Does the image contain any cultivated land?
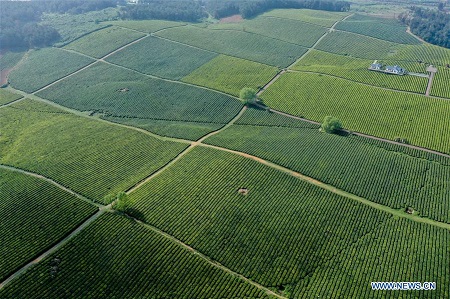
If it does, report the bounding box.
[1,7,450,298]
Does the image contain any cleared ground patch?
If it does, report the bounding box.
[261,72,450,153]
[292,50,428,93]
[0,168,98,282]
[0,212,268,299]
[205,112,450,223]
[105,19,186,33]
[129,147,391,288]
[261,9,349,27]
[156,25,308,67]
[7,48,93,93]
[63,26,145,58]
[182,55,279,96]
[0,89,22,106]
[36,62,243,125]
[106,36,217,80]
[0,99,187,202]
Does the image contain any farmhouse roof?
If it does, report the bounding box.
[386,65,403,72]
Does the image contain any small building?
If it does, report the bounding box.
[385,65,406,75]
[369,63,382,70]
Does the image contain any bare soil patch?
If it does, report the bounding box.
[238,188,249,195]
[219,15,243,23]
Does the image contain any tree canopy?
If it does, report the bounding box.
[320,116,343,133]
[240,88,257,104]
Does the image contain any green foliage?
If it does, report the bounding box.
[431,67,450,99]
[8,48,93,93]
[112,192,131,211]
[129,147,391,286]
[292,50,428,93]
[0,168,97,282]
[0,213,268,298]
[261,9,350,27]
[235,107,319,128]
[0,51,25,71]
[106,36,217,80]
[261,72,450,153]
[239,87,257,104]
[36,63,243,125]
[105,19,185,33]
[156,25,308,67]
[182,55,278,96]
[64,26,145,58]
[335,14,420,45]
[0,89,22,106]
[320,116,342,133]
[0,100,187,202]
[205,122,450,223]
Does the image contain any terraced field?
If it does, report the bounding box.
[292,50,428,93]
[63,26,145,58]
[7,48,93,93]
[260,72,450,154]
[106,36,217,80]
[0,168,97,282]
[0,99,187,202]
[156,25,308,67]
[0,213,268,299]
[182,55,279,96]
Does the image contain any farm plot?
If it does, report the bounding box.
[36,62,243,125]
[293,218,450,298]
[0,213,268,299]
[105,19,186,33]
[0,168,97,282]
[106,36,217,80]
[261,72,450,154]
[235,107,319,128]
[7,48,93,93]
[156,25,308,67]
[64,26,145,59]
[335,14,420,45]
[261,9,349,27]
[208,16,327,48]
[431,67,450,99]
[205,122,450,223]
[292,50,428,93]
[182,55,279,96]
[129,147,391,288]
[0,89,22,106]
[394,43,450,67]
[0,99,187,203]
[103,116,223,141]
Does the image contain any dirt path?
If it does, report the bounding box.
[406,27,425,43]
[425,65,438,96]
[0,97,25,109]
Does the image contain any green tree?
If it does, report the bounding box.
[113,192,132,212]
[320,116,342,134]
[239,88,257,105]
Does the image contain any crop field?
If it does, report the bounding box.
[182,55,279,96]
[261,72,450,153]
[0,212,268,299]
[129,147,391,288]
[0,168,98,282]
[7,48,93,93]
[294,218,450,298]
[156,25,308,67]
[103,116,223,140]
[235,107,320,128]
[36,62,243,125]
[0,89,22,106]
[0,51,24,71]
[0,99,187,202]
[292,50,428,93]
[64,26,145,58]
[208,16,327,48]
[335,14,420,44]
[431,67,450,99]
[106,36,217,80]
[261,9,349,27]
[205,120,450,223]
[105,19,186,33]
[394,43,450,66]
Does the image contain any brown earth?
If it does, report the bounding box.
[219,14,243,23]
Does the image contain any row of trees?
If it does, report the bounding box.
[207,0,351,19]
[0,0,121,51]
[399,6,450,49]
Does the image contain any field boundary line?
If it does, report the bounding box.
[121,212,287,299]
[0,97,25,109]
[199,143,450,230]
[0,164,102,208]
[197,106,247,143]
[0,209,106,290]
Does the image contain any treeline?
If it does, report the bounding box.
[399,7,450,48]
[0,0,121,51]
[119,0,207,22]
[207,0,351,19]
